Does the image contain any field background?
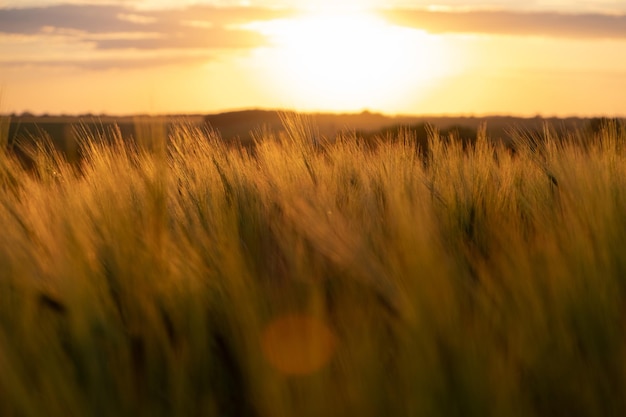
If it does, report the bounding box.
[0,112,625,416]
[7,109,597,152]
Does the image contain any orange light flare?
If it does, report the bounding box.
[261,313,337,376]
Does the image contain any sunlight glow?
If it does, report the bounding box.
[246,11,453,112]
[289,0,384,11]
[261,314,336,375]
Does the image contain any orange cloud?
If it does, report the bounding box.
[382,9,626,39]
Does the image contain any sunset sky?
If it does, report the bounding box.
[1,0,625,116]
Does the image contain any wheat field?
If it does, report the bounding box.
[0,114,625,416]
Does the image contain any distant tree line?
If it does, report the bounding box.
[3,114,624,167]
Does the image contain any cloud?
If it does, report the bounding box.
[0,54,212,70]
[93,26,266,50]
[4,3,625,72]
[0,4,295,49]
[0,5,143,34]
[382,9,626,39]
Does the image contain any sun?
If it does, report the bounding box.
[247,11,452,112]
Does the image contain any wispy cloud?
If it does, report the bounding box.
[0,4,295,69]
[0,55,210,70]
[0,4,293,45]
[382,9,626,39]
[1,5,147,34]
[2,3,625,72]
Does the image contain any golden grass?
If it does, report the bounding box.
[0,114,625,416]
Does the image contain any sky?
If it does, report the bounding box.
[1,0,625,116]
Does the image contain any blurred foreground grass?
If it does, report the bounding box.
[1,114,626,416]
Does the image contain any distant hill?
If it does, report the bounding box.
[203,109,393,141]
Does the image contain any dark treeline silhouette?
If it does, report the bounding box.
[587,117,623,135]
[355,123,479,151]
[5,115,199,166]
[4,111,624,166]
